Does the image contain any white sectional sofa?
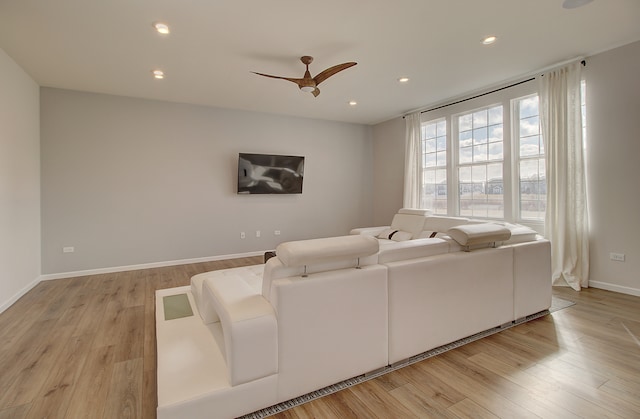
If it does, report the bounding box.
[156,211,551,419]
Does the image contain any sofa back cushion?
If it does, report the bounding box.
[447,223,511,247]
[422,215,470,233]
[263,235,379,300]
[390,213,427,239]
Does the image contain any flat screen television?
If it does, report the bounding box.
[237,153,304,194]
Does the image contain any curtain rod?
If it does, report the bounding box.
[403,59,586,118]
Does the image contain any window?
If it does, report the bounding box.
[417,81,545,224]
[516,95,545,221]
[421,119,447,214]
[413,77,586,226]
[457,105,504,218]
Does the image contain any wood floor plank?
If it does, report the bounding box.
[526,362,639,418]
[440,349,579,419]
[423,356,540,419]
[64,344,116,419]
[448,398,500,419]
[296,384,378,418]
[102,358,143,419]
[466,352,582,419]
[388,382,460,418]
[347,379,418,418]
[403,361,467,409]
[599,377,640,409]
[0,323,75,409]
[0,403,31,419]
[25,332,93,418]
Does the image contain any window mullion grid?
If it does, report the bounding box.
[504,98,515,222]
[448,116,459,216]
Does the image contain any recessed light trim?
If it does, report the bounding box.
[153,22,170,35]
[348,100,357,106]
[398,77,410,83]
[152,70,165,79]
[482,36,497,45]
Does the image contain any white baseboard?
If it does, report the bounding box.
[0,276,41,314]
[589,280,640,297]
[39,250,266,281]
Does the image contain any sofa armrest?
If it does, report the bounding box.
[350,226,389,237]
[203,276,278,386]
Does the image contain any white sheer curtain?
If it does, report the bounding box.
[404,112,422,209]
[538,62,589,290]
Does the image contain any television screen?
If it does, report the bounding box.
[237,153,304,194]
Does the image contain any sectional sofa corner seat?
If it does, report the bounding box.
[155,212,551,419]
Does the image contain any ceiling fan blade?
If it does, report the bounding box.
[251,71,304,87]
[311,88,320,97]
[313,62,357,86]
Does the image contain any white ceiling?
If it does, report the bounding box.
[1,0,639,125]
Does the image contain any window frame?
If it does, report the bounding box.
[417,80,537,227]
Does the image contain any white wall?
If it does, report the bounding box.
[0,48,41,312]
[371,117,404,226]
[370,40,640,296]
[40,88,373,274]
[584,40,640,295]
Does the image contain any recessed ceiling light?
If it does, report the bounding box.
[152,70,164,79]
[562,0,594,9]
[482,36,497,45]
[348,100,357,106]
[398,77,410,83]
[153,22,170,35]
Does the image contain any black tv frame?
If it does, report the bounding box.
[237,153,304,194]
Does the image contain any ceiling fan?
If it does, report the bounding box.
[252,56,357,97]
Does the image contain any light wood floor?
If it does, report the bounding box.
[1,259,639,419]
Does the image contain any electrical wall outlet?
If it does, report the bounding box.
[610,252,625,262]
[274,230,281,236]
[256,230,261,238]
[63,246,75,253]
[240,232,246,239]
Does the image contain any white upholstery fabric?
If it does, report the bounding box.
[447,223,511,246]
[159,222,551,418]
[276,235,378,267]
[269,264,389,402]
[191,265,263,323]
[386,247,514,364]
[263,237,379,300]
[155,287,278,419]
[204,276,278,387]
[390,213,427,239]
[501,224,539,245]
[378,238,449,264]
[422,215,470,232]
[513,239,552,319]
[398,208,432,216]
[349,225,388,237]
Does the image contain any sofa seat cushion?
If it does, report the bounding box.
[447,224,511,247]
[191,265,263,321]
